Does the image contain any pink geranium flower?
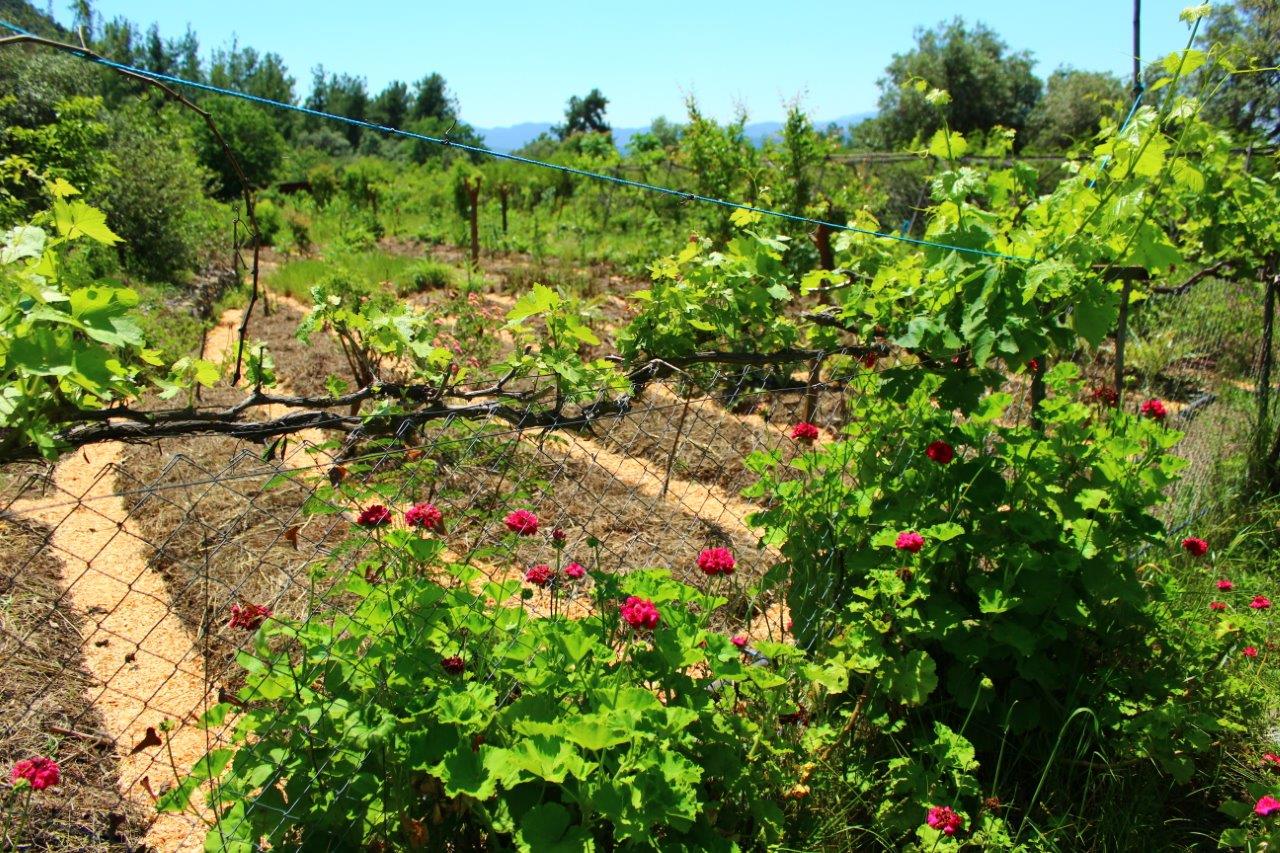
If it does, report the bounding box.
[1243,646,1258,659]
[730,634,748,648]
[620,596,660,630]
[697,547,736,576]
[524,564,554,587]
[1216,579,1233,591]
[1251,595,1272,610]
[504,509,539,536]
[1181,537,1208,557]
[895,531,925,553]
[1256,795,1280,817]
[925,440,954,464]
[1262,752,1280,768]
[229,602,272,630]
[356,504,392,528]
[926,805,964,836]
[1141,398,1168,421]
[404,502,443,531]
[564,562,586,579]
[790,422,820,443]
[10,756,59,790]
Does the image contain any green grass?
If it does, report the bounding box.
[265,249,428,303]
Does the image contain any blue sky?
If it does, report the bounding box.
[58,1,1196,127]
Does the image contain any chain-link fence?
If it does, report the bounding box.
[0,366,868,850]
[0,266,1274,849]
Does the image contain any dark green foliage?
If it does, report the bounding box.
[410,72,456,122]
[856,18,1041,150]
[1025,68,1126,151]
[208,39,296,104]
[305,67,369,149]
[104,105,219,280]
[1195,0,1280,142]
[368,80,410,130]
[554,88,611,140]
[196,96,286,195]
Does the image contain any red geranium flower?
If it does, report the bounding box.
[404,502,443,531]
[1027,358,1040,373]
[524,564,554,587]
[229,602,272,630]
[697,547,736,576]
[925,440,954,464]
[895,531,925,553]
[504,509,539,536]
[1140,398,1168,421]
[1244,646,1259,659]
[620,596,660,630]
[1263,752,1280,768]
[1210,601,1227,611]
[1181,537,1208,557]
[1216,579,1233,591]
[356,504,392,528]
[1256,795,1280,817]
[1089,385,1119,407]
[10,756,59,791]
[564,562,586,579]
[1251,595,1272,610]
[790,422,820,443]
[861,352,877,369]
[926,805,964,837]
[551,528,567,547]
[441,656,465,675]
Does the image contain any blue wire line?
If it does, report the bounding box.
[0,16,1033,263]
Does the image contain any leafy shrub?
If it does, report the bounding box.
[399,258,455,294]
[104,104,221,281]
[0,191,157,458]
[252,198,283,247]
[196,96,287,197]
[283,207,313,254]
[746,362,1237,836]
[181,502,826,850]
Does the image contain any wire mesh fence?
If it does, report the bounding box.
[0,367,865,850]
[0,267,1273,849]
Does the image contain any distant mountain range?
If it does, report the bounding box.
[474,112,876,153]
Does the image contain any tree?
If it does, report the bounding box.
[306,67,368,148]
[197,96,286,195]
[209,41,296,104]
[554,88,610,140]
[858,19,1041,150]
[1196,0,1280,142]
[369,80,410,130]
[1024,68,1125,151]
[411,73,457,122]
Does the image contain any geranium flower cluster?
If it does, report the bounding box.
[404,502,443,531]
[621,596,660,630]
[10,756,59,790]
[229,602,272,630]
[356,502,448,532]
[505,509,539,536]
[697,547,736,576]
[790,422,820,443]
[926,805,964,836]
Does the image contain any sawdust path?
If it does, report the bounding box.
[12,446,212,852]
